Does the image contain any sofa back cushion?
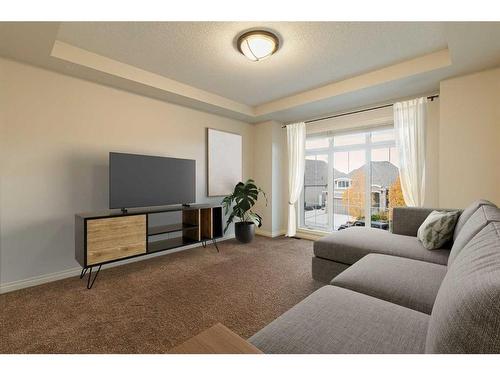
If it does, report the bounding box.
[448,205,500,265]
[425,222,500,353]
[453,199,496,242]
[392,207,435,237]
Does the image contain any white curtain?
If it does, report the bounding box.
[393,97,427,207]
[286,122,306,237]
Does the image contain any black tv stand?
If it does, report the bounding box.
[75,204,224,289]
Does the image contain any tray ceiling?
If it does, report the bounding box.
[1,22,500,123]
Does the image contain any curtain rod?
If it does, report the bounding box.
[281,94,439,128]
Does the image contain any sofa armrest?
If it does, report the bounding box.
[392,207,435,237]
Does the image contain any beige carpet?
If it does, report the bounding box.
[0,236,323,353]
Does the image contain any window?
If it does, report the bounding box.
[336,180,350,188]
[303,154,330,231]
[300,127,405,232]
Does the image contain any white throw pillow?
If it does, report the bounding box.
[417,210,460,250]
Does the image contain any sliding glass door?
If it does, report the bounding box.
[301,127,404,232]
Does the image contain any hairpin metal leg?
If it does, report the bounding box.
[80,267,88,279]
[212,239,219,253]
[86,265,102,289]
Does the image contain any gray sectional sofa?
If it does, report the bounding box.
[249,199,500,353]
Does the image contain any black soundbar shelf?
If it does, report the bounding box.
[147,237,198,253]
[147,223,198,236]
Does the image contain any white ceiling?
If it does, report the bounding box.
[56,22,449,106]
[1,22,500,123]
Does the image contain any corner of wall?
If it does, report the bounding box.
[438,67,500,208]
[252,120,287,235]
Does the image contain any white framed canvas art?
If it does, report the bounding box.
[207,128,242,196]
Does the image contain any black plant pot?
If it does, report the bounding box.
[235,222,255,243]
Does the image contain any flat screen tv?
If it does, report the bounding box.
[109,152,196,209]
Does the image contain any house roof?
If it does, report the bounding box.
[305,159,328,185]
[349,161,399,188]
[305,159,349,185]
[334,169,348,179]
[305,159,399,188]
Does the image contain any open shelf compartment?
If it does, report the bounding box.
[144,205,223,254]
[148,223,198,236]
[147,237,198,253]
[212,206,223,238]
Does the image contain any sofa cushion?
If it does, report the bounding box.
[426,222,500,353]
[392,207,436,237]
[453,199,496,242]
[448,205,500,265]
[249,286,429,354]
[417,210,460,250]
[314,227,449,266]
[332,254,447,314]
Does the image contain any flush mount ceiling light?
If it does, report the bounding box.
[237,30,280,62]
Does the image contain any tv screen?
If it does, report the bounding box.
[109,152,196,209]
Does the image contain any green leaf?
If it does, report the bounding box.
[220,179,267,233]
[247,192,258,200]
[239,199,251,212]
[224,211,236,233]
[247,211,263,227]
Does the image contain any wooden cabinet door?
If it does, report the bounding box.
[87,215,146,265]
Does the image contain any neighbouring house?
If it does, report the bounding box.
[304,159,399,216]
[304,159,329,209]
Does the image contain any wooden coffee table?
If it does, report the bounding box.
[168,323,263,354]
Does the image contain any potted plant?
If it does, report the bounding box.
[222,179,267,243]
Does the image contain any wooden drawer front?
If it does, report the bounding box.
[87,215,146,265]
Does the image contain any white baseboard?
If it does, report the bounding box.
[0,267,83,294]
[255,228,286,238]
[0,235,235,294]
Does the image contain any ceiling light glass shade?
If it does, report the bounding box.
[237,31,279,61]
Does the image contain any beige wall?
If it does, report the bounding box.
[271,122,287,234]
[0,58,254,285]
[439,68,500,208]
[252,122,273,234]
[253,121,287,237]
[424,99,440,207]
[306,106,393,135]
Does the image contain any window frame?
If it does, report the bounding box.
[299,124,396,233]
